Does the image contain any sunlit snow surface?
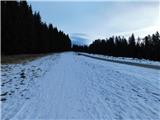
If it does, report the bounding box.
[1,52,160,120]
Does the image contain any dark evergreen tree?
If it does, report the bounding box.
[128,34,136,57]
[73,32,160,61]
[1,1,71,55]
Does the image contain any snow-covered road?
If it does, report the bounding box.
[1,52,160,120]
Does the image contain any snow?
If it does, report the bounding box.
[1,54,58,119]
[1,52,160,120]
[80,52,160,66]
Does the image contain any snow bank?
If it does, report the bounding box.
[80,52,160,66]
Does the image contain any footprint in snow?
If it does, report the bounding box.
[1,98,7,102]
[20,72,26,79]
[1,92,8,96]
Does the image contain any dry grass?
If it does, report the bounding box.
[1,54,46,64]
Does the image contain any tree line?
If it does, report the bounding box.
[2,1,71,55]
[2,1,159,61]
[73,32,160,61]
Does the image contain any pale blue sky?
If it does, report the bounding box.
[29,1,159,43]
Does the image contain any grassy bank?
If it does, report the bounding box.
[1,54,46,64]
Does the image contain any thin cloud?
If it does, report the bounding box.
[29,1,159,43]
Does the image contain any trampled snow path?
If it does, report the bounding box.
[1,52,160,120]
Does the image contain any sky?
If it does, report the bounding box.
[28,0,160,45]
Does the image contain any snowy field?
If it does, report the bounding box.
[1,52,160,120]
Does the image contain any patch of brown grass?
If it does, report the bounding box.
[1,54,46,64]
